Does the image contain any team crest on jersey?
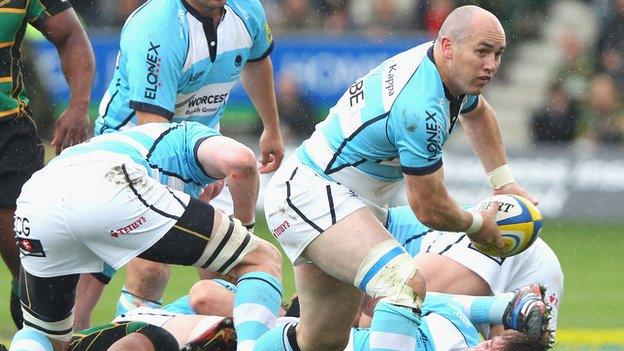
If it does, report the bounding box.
[235,54,243,69]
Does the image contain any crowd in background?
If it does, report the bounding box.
[32,0,624,149]
[531,0,624,148]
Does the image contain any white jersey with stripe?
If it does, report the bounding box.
[55,122,220,197]
[94,0,273,134]
[295,41,478,204]
[386,205,563,334]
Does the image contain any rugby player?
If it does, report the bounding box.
[384,205,563,337]
[258,5,536,351]
[0,0,94,328]
[65,283,551,351]
[9,122,282,351]
[92,0,284,318]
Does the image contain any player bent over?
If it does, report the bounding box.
[9,122,282,351]
[256,5,535,351]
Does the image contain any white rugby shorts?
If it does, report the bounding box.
[15,151,190,278]
[264,155,378,264]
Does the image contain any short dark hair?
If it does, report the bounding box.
[499,330,553,351]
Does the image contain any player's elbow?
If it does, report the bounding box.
[223,146,257,178]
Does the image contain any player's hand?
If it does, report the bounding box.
[467,201,505,253]
[493,182,539,205]
[51,106,90,154]
[199,179,225,203]
[258,127,284,174]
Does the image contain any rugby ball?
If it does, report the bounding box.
[471,194,543,257]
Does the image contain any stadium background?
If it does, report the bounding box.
[2,0,624,349]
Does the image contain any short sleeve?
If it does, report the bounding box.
[186,122,222,185]
[460,94,479,114]
[389,102,446,176]
[246,0,274,61]
[121,19,185,119]
[27,0,72,29]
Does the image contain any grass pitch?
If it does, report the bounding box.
[1,218,622,350]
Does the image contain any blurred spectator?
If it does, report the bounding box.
[349,0,417,35]
[273,0,321,31]
[276,72,317,144]
[417,0,454,36]
[531,83,580,144]
[581,74,624,147]
[554,32,594,104]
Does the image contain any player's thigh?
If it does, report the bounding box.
[265,156,390,276]
[66,161,191,271]
[303,207,395,283]
[295,263,363,347]
[19,268,80,341]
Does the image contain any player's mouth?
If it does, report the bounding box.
[478,76,491,83]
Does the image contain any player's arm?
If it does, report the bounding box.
[39,7,95,154]
[196,137,259,227]
[404,169,503,250]
[460,97,538,204]
[73,274,106,330]
[241,57,284,174]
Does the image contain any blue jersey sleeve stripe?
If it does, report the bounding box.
[248,40,274,62]
[401,159,443,176]
[460,95,479,114]
[193,136,223,180]
[129,101,175,119]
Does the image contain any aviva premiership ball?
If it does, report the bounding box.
[471,194,543,257]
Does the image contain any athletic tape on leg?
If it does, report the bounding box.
[353,239,423,310]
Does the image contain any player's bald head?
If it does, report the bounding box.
[438,5,504,44]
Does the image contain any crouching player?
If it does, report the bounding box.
[9,122,282,351]
[384,205,563,337]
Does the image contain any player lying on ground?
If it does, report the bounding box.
[67,283,552,351]
[380,205,563,337]
[9,122,283,351]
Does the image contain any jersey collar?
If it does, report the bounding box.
[426,44,465,105]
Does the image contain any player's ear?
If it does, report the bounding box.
[439,37,454,59]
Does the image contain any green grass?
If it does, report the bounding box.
[1,218,622,347]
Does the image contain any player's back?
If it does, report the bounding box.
[57,122,220,197]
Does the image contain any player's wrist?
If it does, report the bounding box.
[487,164,515,190]
[465,211,483,234]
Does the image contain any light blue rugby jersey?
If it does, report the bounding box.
[385,206,431,255]
[349,294,482,350]
[297,42,479,182]
[94,0,273,135]
[55,122,220,198]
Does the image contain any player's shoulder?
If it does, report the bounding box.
[121,0,185,39]
[226,0,268,30]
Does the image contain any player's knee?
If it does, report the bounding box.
[130,261,170,287]
[194,214,281,278]
[189,280,235,316]
[354,240,425,310]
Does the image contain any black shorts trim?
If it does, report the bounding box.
[286,168,323,233]
[128,101,174,120]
